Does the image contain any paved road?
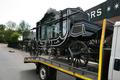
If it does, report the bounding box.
[0,44,75,80]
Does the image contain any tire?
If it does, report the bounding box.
[39,65,48,80]
[39,65,57,80]
[36,63,40,74]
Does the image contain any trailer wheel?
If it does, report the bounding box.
[36,63,40,74]
[39,65,48,80]
[39,65,57,80]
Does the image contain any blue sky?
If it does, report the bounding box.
[0,0,106,28]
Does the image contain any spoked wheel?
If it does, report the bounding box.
[68,40,89,67]
[79,52,89,67]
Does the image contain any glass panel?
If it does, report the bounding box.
[47,25,53,39]
[62,20,67,36]
[38,27,40,40]
[41,23,60,39]
[41,25,46,40]
[54,23,59,38]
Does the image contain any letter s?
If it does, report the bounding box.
[97,8,102,16]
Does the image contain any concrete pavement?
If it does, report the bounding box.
[0,44,75,80]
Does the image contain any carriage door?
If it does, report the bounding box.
[108,21,120,80]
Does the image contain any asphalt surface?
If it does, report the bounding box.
[0,44,75,80]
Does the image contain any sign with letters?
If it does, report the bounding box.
[86,0,120,22]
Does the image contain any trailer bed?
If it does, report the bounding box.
[24,55,98,80]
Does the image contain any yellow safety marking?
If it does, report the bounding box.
[27,60,93,80]
[98,19,107,80]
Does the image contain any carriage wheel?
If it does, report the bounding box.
[68,40,89,67]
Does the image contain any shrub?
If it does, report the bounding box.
[10,32,20,43]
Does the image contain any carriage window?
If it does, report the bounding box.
[38,27,41,40]
[62,20,67,36]
[41,25,47,40]
[47,25,53,39]
[41,23,60,39]
[54,23,60,38]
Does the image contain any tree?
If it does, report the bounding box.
[0,24,6,30]
[4,29,14,43]
[18,20,30,39]
[6,21,16,30]
[10,32,20,42]
[0,24,6,43]
[0,20,31,44]
[5,21,17,43]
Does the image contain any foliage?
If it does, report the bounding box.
[4,29,14,43]
[0,20,31,43]
[0,24,6,43]
[0,24,6,30]
[10,32,20,43]
[18,20,30,39]
[6,21,16,30]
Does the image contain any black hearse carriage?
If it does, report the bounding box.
[35,7,113,66]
